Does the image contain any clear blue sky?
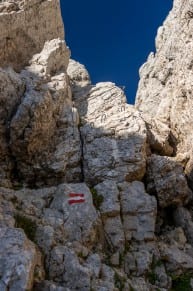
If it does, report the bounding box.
[60,1,173,104]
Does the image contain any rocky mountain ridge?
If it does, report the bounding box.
[0,0,193,290]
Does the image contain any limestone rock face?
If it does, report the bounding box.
[0,183,98,252]
[173,207,193,245]
[67,59,91,88]
[2,0,193,290]
[48,246,91,290]
[135,0,193,188]
[0,68,25,187]
[0,0,64,71]
[69,79,147,185]
[9,39,81,186]
[0,37,82,187]
[147,154,192,207]
[0,227,43,291]
[119,181,157,242]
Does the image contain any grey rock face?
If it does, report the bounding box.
[0,0,64,71]
[34,280,67,291]
[144,116,173,156]
[124,247,153,277]
[173,207,193,246]
[67,57,148,188]
[13,39,80,186]
[49,183,98,244]
[67,59,91,88]
[2,0,193,289]
[147,155,192,208]
[0,68,25,187]
[135,0,193,188]
[0,227,42,291]
[95,180,120,218]
[75,82,147,185]
[0,197,15,227]
[159,243,193,275]
[48,246,91,290]
[93,182,122,253]
[0,183,98,251]
[119,181,157,242]
[0,39,82,187]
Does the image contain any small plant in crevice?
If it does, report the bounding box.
[15,213,37,242]
[90,187,104,210]
[119,243,131,267]
[147,256,163,285]
[170,273,193,291]
[114,272,126,291]
[119,252,124,266]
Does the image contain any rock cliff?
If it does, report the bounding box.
[1,0,193,290]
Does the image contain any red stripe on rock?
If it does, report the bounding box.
[68,199,85,205]
[69,193,84,198]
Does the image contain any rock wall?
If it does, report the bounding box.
[0,0,64,70]
[1,0,193,290]
[135,0,193,190]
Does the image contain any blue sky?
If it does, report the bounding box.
[60,1,173,104]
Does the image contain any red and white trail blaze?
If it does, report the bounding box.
[68,193,85,205]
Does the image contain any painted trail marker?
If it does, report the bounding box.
[68,193,85,205]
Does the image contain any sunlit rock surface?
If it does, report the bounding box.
[1,0,193,290]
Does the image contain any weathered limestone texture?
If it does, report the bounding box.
[0,0,64,70]
[0,68,25,187]
[119,181,157,242]
[0,227,43,291]
[67,73,147,185]
[135,0,193,189]
[147,154,192,207]
[9,39,82,186]
[1,0,193,290]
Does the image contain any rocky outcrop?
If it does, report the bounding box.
[135,0,193,190]
[147,154,192,207]
[0,36,82,187]
[0,0,64,70]
[1,0,193,290]
[0,68,25,187]
[68,68,147,185]
[9,39,82,186]
[0,227,43,291]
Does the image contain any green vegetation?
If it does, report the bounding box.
[171,273,192,291]
[119,252,124,266]
[90,187,104,209]
[147,256,162,285]
[15,213,37,242]
[114,272,126,291]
